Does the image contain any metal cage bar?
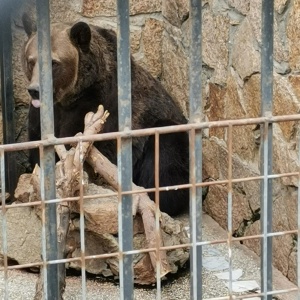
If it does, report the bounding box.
[0,0,298,299]
[227,124,233,296]
[116,0,134,299]
[36,0,59,298]
[189,0,203,299]
[154,131,162,299]
[260,1,274,299]
[0,0,17,198]
[0,149,8,300]
[78,140,87,298]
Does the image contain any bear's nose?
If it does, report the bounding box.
[28,88,40,100]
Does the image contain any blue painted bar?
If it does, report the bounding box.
[0,0,17,198]
[116,0,134,299]
[36,0,59,298]
[189,0,203,299]
[260,1,274,299]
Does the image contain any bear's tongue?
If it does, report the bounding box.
[32,99,41,108]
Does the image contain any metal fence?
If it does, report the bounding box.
[0,0,299,299]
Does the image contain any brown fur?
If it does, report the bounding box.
[23,24,79,104]
[22,16,189,216]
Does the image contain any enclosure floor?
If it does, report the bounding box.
[0,214,296,300]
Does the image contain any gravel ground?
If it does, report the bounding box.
[0,214,297,300]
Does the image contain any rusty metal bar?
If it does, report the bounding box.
[260,1,274,299]
[227,125,233,297]
[78,140,87,299]
[2,222,300,273]
[154,131,161,299]
[36,0,58,298]
[38,145,49,299]
[0,168,298,211]
[199,288,299,300]
[0,114,300,154]
[116,0,133,298]
[0,0,17,199]
[189,0,203,298]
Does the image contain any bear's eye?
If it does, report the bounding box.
[52,60,61,75]
[52,60,60,69]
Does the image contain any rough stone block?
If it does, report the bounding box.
[142,18,163,78]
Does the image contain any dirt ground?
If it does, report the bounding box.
[0,214,297,300]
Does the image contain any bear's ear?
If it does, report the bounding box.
[22,13,37,37]
[70,22,91,52]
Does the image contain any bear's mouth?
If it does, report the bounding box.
[31,99,41,108]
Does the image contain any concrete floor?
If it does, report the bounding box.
[0,214,297,300]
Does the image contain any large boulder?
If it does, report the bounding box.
[0,173,189,285]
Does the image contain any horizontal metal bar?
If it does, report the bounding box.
[201,288,299,300]
[2,225,298,274]
[2,169,299,211]
[0,114,299,153]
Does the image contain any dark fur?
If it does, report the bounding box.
[23,18,189,216]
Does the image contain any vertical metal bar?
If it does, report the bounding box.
[78,140,87,299]
[116,0,133,299]
[260,1,274,299]
[39,145,49,299]
[154,132,161,300]
[36,0,59,298]
[189,0,202,299]
[227,125,233,299]
[0,148,8,300]
[0,0,17,198]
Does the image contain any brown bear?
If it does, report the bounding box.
[22,14,189,216]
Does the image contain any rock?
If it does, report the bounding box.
[202,138,256,231]
[130,0,161,16]
[243,217,294,278]
[205,83,226,140]
[161,27,189,117]
[0,205,41,266]
[275,0,289,14]
[130,28,142,56]
[287,0,300,71]
[231,18,260,80]
[227,0,250,15]
[243,74,261,118]
[5,171,189,285]
[202,10,230,85]
[162,0,189,27]
[273,75,300,141]
[14,173,33,203]
[81,0,161,17]
[81,0,116,17]
[224,69,258,162]
[287,248,297,284]
[142,18,164,78]
[203,184,252,231]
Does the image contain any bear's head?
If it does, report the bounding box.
[22,14,116,108]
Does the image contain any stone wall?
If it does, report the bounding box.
[7,0,300,284]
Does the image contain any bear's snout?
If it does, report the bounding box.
[28,87,39,100]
